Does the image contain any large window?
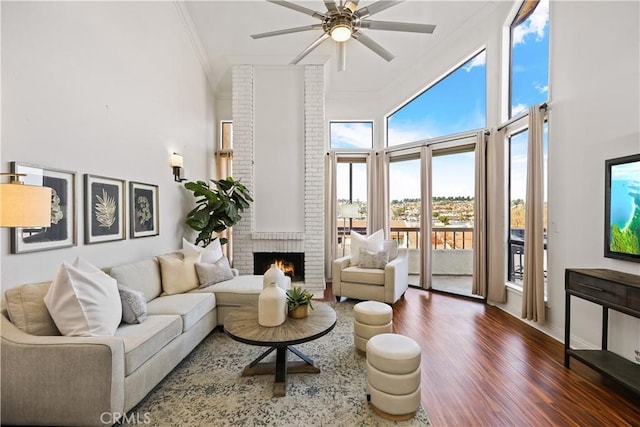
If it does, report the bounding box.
[509,0,549,118]
[330,121,373,149]
[387,49,486,146]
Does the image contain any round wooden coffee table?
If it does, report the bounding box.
[223,302,337,397]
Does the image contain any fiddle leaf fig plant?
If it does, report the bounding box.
[184,177,253,247]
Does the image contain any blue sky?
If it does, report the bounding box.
[334,0,549,202]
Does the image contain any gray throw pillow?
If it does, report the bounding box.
[358,248,389,269]
[196,256,234,288]
[118,284,147,324]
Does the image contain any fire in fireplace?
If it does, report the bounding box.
[254,252,304,282]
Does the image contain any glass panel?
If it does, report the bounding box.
[336,160,368,256]
[510,0,550,117]
[431,150,477,297]
[387,50,486,146]
[330,122,373,149]
[389,158,421,286]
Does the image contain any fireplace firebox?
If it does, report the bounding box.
[253,252,304,282]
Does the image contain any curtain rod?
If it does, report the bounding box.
[489,102,549,134]
[384,130,481,155]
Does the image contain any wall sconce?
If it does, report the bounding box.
[170,153,186,182]
[0,173,52,227]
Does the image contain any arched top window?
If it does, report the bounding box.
[509,0,550,118]
[386,49,486,147]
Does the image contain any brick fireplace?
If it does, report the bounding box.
[229,64,326,295]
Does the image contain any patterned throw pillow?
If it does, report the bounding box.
[358,248,389,269]
[118,284,147,324]
[195,256,234,288]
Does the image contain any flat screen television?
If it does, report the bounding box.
[604,153,640,262]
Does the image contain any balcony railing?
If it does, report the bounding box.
[338,226,474,250]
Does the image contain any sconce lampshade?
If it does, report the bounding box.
[0,182,52,227]
[170,153,184,168]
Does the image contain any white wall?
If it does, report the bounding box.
[543,0,640,357]
[1,2,215,289]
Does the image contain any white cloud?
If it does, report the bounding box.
[511,103,527,116]
[463,50,486,72]
[535,82,548,94]
[512,0,549,46]
[331,122,372,148]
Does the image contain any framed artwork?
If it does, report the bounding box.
[10,162,77,254]
[84,174,125,244]
[129,181,159,238]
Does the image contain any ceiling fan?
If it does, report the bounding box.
[251,0,436,71]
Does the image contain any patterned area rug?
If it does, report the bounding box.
[121,301,430,427]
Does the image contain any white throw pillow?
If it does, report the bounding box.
[158,253,201,295]
[350,229,384,266]
[44,257,122,337]
[182,237,223,264]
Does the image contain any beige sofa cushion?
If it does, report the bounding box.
[191,275,263,306]
[4,282,60,336]
[147,293,215,332]
[108,258,162,302]
[115,315,182,375]
[341,266,385,286]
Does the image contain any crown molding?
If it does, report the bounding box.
[173,1,219,94]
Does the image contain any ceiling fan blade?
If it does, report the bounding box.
[268,0,326,20]
[344,1,360,13]
[352,31,394,62]
[337,41,346,71]
[360,20,436,34]
[290,33,331,65]
[251,24,322,39]
[324,1,338,13]
[355,1,404,19]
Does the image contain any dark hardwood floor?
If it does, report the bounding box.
[323,285,640,427]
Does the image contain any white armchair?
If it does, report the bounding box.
[332,240,409,304]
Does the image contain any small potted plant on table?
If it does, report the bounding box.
[286,287,314,319]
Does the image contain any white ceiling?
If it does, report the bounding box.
[184,1,500,96]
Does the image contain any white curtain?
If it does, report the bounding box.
[472,131,487,297]
[325,152,338,279]
[521,106,546,323]
[486,127,507,303]
[420,146,433,289]
[368,152,389,236]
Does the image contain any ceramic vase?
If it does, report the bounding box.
[258,281,287,327]
[263,263,286,291]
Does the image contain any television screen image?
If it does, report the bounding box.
[604,153,640,262]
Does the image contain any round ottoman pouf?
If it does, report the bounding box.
[353,301,393,354]
[366,333,422,421]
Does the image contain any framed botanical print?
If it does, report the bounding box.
[129,181,159,238]
[84,174,125,244]
[10,162,77,253]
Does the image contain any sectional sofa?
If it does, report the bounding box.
[0,252,279,426]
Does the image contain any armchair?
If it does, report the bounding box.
[332,240,409,304]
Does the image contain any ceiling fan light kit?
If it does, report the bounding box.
[251,0,436,71]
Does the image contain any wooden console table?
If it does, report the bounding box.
[564,268,640,395]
